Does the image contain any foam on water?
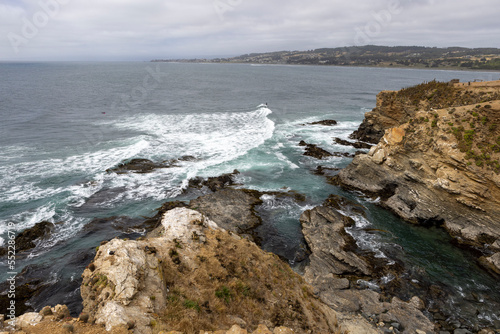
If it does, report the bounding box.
[0,139,150,203]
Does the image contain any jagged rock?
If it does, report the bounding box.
[479,253,500,276]
[0,221,54,256]
[301,142,333,159]
[309,119,338,126]
[107,156,195,174]
[334,137,373,149]
[39,306,53,316]
[187,170,240,192]
[339,83,500,273]
[301,197,435,334]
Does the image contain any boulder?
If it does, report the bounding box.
[15,312,42,330]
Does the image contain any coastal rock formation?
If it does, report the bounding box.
[334,137,373,149]
[338,80,500,273]
[300,197,435,334]
[350,80,500,144]
[309,119,338,126]
[80,208,345,333]
[299,140,333,159]
[0,221,54,256]
[189,188,262,238]
[187,170,241,192]
[107,156,196,174]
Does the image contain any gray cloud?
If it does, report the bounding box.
[1,0,498,61]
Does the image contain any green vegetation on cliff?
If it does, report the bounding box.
[153,45,500,70]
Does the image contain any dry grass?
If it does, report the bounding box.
[154,228,341,334]
[396,80,500,112]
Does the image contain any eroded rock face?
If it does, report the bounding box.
[350,90,408,144]
[339,84,500,273]
[300,201,435,334]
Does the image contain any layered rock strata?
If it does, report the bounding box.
[300,197,435,334]
[338,80,500,273]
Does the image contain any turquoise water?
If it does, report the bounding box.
[1,62,499,328]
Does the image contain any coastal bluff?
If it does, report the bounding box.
[337,80,500,275]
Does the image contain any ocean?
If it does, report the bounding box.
[1,62,499,329]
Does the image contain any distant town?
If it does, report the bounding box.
[152,45,500,70]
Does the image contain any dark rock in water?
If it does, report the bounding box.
[107,156,196,174]
[313,165,340,176]
[334,137,373,149]
[187,169,240,192]
[0,221,54,256]
[0,265,50,316]
[309,119,338,126]
[84,216,149,235]
[301,142,333,159]
[189,188,263,240]
[301,197,435,333]
[106,158,170,174]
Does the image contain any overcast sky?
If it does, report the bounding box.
[1,0,499,61]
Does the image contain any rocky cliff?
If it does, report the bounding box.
[338,80,500,274]
[79,207,347,334]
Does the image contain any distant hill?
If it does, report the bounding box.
[152,45,500,70]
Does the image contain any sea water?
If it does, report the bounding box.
[1,62,499,328]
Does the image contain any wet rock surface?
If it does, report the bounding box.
[334,137,373,149]
[301,196,436,334]
[299,140,333,159]
[187,169,241,192]
[308,119,338,126]
[0,221,54,256]
[106,156,196,174]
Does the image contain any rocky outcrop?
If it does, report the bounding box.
[0,221,54,256]
[189,188,262,238]
[350,80,500,144]
[187,170,241,192]
[107,156,196,174]
[350,90,409,144]
[300,197,435,334]
[334,137,373,149]
[309,119,338,126]
[299,141,333,159]
[299,141,356,159]
[338,81,500,274]
[80,208,345,333]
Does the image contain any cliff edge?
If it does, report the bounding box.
[337,80,500,274]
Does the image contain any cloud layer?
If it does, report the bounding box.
[1,0,499,61]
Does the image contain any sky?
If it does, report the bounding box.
[0,0,499,61]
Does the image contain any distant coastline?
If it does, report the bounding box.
[152,45,500,72]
